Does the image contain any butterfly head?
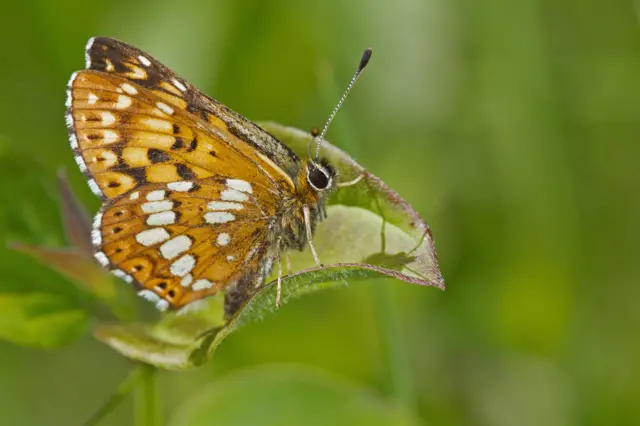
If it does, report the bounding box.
[306,159,336,192]
[299,47,370,207]
[292,158,337,237]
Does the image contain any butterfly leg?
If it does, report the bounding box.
[303,205,323,266]
[276,238,283,309]
[337,173,364,188]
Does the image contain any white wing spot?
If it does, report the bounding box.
[120,83,138,95]
[170,254,196,277]
[155,299,169,311]
[87,92,99,105]
[156,102,174,115]
[65,89,72,108]
[67,71,78,89]
[101,112,116,126]
[115,94,132,109]
[130,66,147,79]
[216,233,231,246]
[93,211,103,229]
[112,269,133,283]
[129,191,140,200]
[141,290,170,311]
[87,179,102,196]
[91,228,102,246]
[192,279,213,291]
[147,211,176,226]
[69,134,78,149]
[74,155,88,172]
[140,117,173,132]
[94,251,109,266]
[207,201,243,211]
[104,130,119,144]
[65,113,74,128]
[141,200,173,214]
[135,228,170,246]
[167,181,193,192]
[181,274,193,287]
[204,212,235,224]
[226,179,253,193]
[160,235,192,260]
[84,38,95,67]
[172,78,187,92]
[138,290,159,302]
[226,255,236,262]
[220,188,248,202]
[138,55,152,66]
[146,190,165,201]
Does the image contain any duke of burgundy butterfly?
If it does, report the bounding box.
[66,37,371,316]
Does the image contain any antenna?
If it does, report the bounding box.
[312,48,372,160]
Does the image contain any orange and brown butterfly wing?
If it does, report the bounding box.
[67,70,281,200]
[84,36,301,191]
[98,182,272,310]
[66,45,290,310]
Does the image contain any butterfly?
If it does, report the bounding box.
[65,37,371,315]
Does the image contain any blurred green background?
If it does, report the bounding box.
[1,0,639,425]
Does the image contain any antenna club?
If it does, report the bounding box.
[359,48,373,71]
[311,48,373,160]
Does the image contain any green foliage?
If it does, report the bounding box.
[0,292,87,348]
[0,1,638,424]
[9,122,441,370]
[170,365,418,426]
[2,117,443,422]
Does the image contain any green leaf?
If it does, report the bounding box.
[94,296,226,370]
[93,123,444,370]
[0,292,88,348]
[169,365,418,426]
[57,169,94,255]
[262,122,444,286]
[9,173,135,321]
[10,243,114,302]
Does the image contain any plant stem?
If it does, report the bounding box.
[83,366,144,426]
[134,364,160,426]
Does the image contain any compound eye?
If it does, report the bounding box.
[308,166,330,190]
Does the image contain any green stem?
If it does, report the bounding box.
[134,364,160,426]
[83,366,144,426]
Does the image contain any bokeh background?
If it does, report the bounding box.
[1,0,639,425]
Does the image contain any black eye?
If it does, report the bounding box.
[308,166,330,189]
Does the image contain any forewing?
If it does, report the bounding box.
[66,62,285,310]
[95,180,271,310]
[85,36,301,188]
[66,70,280,201]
